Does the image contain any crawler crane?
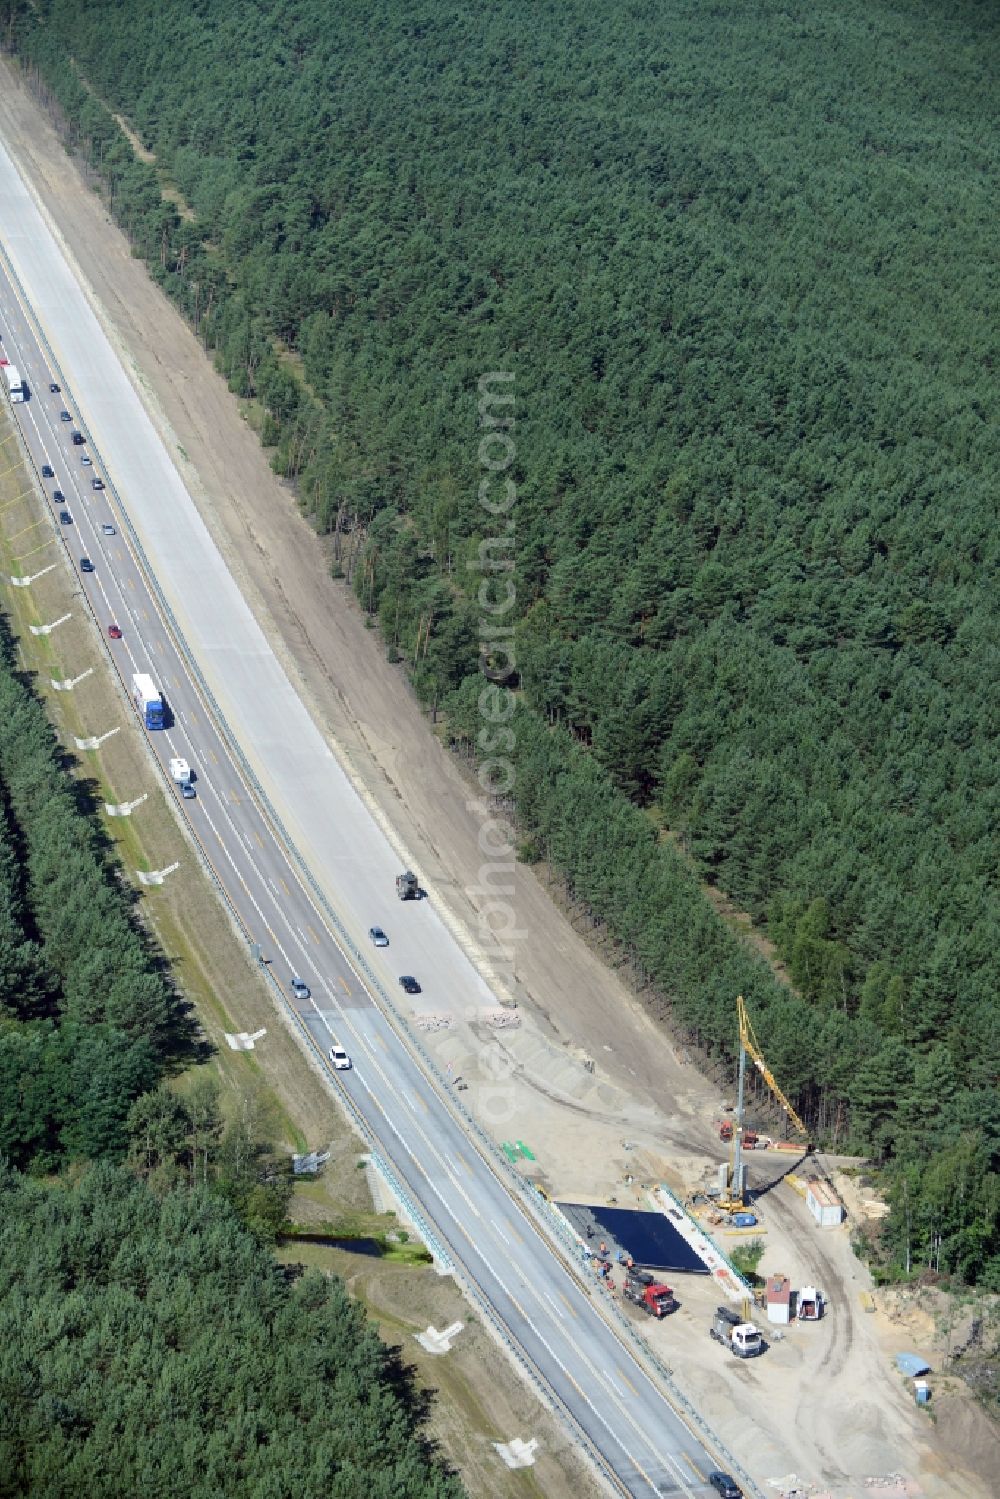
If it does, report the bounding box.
[718,994,809,1213]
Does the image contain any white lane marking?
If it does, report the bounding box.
[2,275,714,1493]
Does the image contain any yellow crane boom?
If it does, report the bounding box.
[737,994,808,1138]
[717,996,809,1213]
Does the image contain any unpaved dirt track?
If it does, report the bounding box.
[1,56,995,1499]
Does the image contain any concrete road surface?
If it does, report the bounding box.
[0,134,754,1499]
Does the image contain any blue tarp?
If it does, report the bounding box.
[895,1353,931,1377]
[558,1202,710,1275]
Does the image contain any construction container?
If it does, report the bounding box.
[766,1273,791,1325]
[806,1177,845,1227]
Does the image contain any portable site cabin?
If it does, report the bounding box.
[806,1177,845,1228]
[766,1273,791,1325]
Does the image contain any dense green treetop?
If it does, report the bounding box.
[0,1166,462,1498]
[9,0,999,1282]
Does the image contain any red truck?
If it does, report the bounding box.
[623,1270,676,1317]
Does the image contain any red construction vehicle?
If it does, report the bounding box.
[718,1120,758,1148]
[719,1119,734,1141]
[623,1270,676,1318]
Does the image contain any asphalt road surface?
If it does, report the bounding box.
[0,135,752,1499]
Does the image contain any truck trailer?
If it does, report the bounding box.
[169,757,195,799]
[4,365,25,403]
[132,672,165,730]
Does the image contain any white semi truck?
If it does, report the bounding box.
[132,672,165,730]
[3,365,25,403]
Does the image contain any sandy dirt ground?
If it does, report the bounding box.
[1,58,994,1498]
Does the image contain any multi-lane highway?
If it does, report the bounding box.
[0,134,754,1499]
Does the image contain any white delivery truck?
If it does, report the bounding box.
[4,365,25,403]
[169,757,196,799]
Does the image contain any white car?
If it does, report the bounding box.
[328,1043,351,1070]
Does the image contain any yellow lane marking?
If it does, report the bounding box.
[253,830,264,849]
[558,1292,578,1319]
[307,925,320,945]
[456,1154,473,1177]
[229,789,240,805]
[338,976,350,994]
[683,1452,706,1481]
[209,749,219,764]
[618,1368,638,1394]
[278,876,289,895]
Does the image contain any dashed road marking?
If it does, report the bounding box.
[682,1452,705,1482]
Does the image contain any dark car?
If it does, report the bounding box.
[80,558,94,574]
[91,477,105,490]
[49,382,60,393]
[58,510,72,525]
[708,1476,743,1499]
[107,624,122,639]
[398,975,421,995]
[71,431,85,445]
[59,409,71,421]
[52,489,64,502]
[41,463,54,478]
